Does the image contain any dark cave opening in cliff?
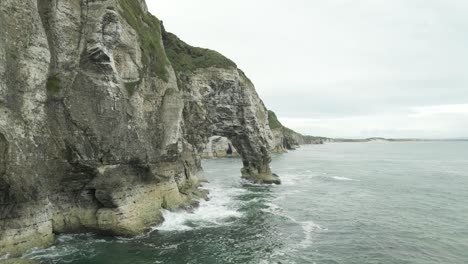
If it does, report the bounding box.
[227,144,233,155]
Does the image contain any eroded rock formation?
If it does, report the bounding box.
[0,0,277,258]
[201,136,239,159]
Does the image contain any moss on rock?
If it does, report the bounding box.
[162,28,236,73]
[268,110,283,130]
[118,0,170,81]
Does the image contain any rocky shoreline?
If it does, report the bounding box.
[0,0,315,258]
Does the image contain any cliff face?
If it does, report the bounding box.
[268,111,325,152]
[163,31,278,184]
[0,0,277,258]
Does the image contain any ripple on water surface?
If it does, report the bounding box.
[21,142,468,264]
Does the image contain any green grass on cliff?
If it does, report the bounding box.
[162,30,236,73]
[119,0,237,78]
[268,110,306,135]
[268,111,327,143]
[238,69,254,86]
[118,0,170,81]
[268,110,283,130]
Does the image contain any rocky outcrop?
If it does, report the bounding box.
[0,0,277,258]
[268,111,326,152]
[162,30,279,185]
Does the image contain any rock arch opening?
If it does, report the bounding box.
[226,144,233,155]
[202,136,239,158]
[201,134,279,184]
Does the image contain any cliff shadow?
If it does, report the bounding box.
[0,133,9,204]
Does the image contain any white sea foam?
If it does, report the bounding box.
[278,174,301,186]
[239,179,280,187]
[263,201,324,256]
[332,176,355,181]
[155,183,244,232]
[22,245,83,261]
[0,253,10,260]
[279,171,322,186]
[20,234,106,261]
[298,221,322,249]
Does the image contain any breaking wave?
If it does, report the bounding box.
[155,183,245,232]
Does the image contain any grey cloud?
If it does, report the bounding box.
[150,0,468,138]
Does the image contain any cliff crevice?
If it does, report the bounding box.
[0,0,278,258]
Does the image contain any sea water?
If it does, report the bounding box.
[23,142,468,264]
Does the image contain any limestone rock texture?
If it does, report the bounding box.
[0,0,276,258]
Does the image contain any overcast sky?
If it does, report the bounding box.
[148,0,468,139]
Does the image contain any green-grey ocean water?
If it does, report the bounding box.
[25,142,468,264]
